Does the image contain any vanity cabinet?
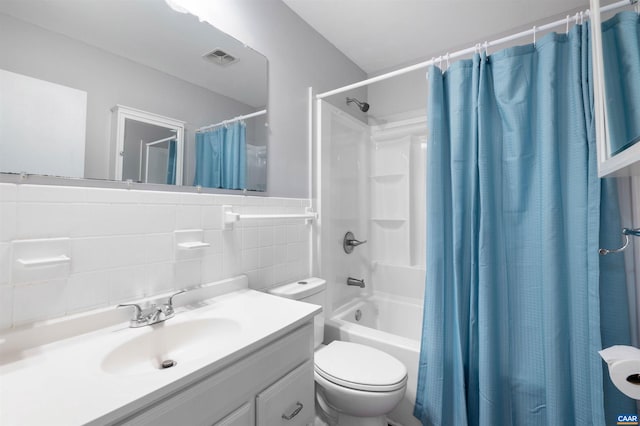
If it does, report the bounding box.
[214,403,252,426]
[256,360,315,426]
[112,323,315,426]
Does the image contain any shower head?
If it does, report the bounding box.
[346,97,370,113]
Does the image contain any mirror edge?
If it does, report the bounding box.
[0,172,270,197]
[591,0,640,177]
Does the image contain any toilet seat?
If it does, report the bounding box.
[314,341,408,392]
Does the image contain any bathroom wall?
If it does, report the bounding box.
[620,177,640,346]
[0,183,310,329]
[0,0,369,198]
[0,0,375,329]
[367,69,427,123]
[173,0,368,198]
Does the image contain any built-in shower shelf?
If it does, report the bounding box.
[370,218,407,223]
[369,173,406,180]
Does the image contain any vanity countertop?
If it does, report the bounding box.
[0,281,320,426]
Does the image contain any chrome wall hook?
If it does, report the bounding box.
[599,228,640,255]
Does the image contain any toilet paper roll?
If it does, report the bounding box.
[600,345,640,399]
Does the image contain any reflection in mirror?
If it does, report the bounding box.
[0,0,268,191]
[601,10,640,156]
[124,122,177,186]
[0,69,87,178]
[194,109,268,191]
[113,106,185,186]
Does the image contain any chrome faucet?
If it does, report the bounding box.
[118,290,186,328]
[347,277,365,288]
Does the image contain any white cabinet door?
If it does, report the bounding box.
[214,402,253,426]
[256,360,315,426]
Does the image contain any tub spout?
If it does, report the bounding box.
[347,277,365,288]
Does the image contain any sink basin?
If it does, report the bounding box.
[101,318,242,375]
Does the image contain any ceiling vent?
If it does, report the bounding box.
[203,48,238,66]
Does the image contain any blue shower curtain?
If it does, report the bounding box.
[194,121,246,190]
[166,139,176,185]
[415,20,634,426]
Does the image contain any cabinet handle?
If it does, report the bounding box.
[281,402,303,420]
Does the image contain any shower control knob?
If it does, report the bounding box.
[343,231,367,254]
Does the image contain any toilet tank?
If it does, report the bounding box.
[268,278,326,348]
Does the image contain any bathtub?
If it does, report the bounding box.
[324,292,423,426]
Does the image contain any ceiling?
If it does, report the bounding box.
[282,0,604,75]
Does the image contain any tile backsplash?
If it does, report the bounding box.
[0,183,311,329]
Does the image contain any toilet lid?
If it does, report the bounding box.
[314,341,407,392]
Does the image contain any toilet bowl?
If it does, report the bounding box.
[314,340,407,425]
[268,278,408,426]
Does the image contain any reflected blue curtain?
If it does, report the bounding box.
[602,11,640,155]
[194,127,223,188]
[223,121,246,190]
[415,21,632,426]
[166,139,176,185]
[194,121,246,189]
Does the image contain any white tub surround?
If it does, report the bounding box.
[0,276,320,426]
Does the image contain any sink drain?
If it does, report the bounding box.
[160,359,177,369]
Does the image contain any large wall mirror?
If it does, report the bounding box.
[0,0,268,192]
[591,0,640,176]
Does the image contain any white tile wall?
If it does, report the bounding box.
[0,183,312,329]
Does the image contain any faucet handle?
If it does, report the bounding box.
[168,289,187,308]
[117,303,143,319]
[348,238,367,247]
[163,290,187,317]
[343,231,367,254]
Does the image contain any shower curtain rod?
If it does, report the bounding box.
[196,109,267,133]
[145,136,176,147]
[316,0,635,100]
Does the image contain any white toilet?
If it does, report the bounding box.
[268,278,408,426]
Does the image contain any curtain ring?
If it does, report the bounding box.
[484,41,489,56]
[580,11,584,25]
[533,26,537,45]
[575,12,580,25]
[445,53,450,70]
[566,15,571,34]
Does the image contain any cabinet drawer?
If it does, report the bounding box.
[214,402,252,426]
[256,360,314,426]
